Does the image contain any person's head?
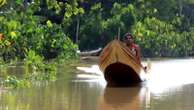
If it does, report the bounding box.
[124,33,133,45]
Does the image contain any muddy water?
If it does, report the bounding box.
[1,58,194,110]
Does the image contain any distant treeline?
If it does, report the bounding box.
[1,0,194,59]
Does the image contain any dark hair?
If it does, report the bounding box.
[124,33,133,39]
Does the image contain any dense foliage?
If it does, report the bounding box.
[0,1,78,61]
[74,0,194,57]
[1,0,194,59]
[76,0,194,57]
[0,0,79,87]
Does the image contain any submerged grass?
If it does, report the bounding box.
[0,63,57,88]
[0,58,80,88]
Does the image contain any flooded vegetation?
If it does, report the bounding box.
[1,58,194,110]
[1,1,194,110]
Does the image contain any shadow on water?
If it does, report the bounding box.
[97,85,150,110]
[106,81,142,87]
[103,87,140,105]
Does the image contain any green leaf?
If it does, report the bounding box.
[15,0,22,5]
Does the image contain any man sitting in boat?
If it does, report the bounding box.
[124,33,147,71]
[124,33,141,62]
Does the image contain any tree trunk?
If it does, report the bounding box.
[76,16,80,46]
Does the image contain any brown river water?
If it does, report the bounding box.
[0,58,194,110]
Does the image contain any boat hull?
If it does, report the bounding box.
[99,40,145,86]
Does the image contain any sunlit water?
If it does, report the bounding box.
[1,58,194,110]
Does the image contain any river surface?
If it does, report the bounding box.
[1,58,194,110]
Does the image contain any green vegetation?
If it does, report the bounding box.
[0,0,79,88]
[0,50,57,88]
[74,0,194,57]
[1,0,194,87]
[0,0,193,57]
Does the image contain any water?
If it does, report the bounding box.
[1,58,194,110]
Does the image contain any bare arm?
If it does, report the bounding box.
[136,45,147,71]
[136,45,141,63]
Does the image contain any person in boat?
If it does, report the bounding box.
[124,33,141,62]
[124,33,147,71]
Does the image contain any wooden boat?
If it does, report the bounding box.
[99,40,147,86]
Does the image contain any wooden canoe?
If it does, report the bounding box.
[99,40,147,86]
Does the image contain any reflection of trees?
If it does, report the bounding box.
[68,82,102,110]
[0,80,103,110]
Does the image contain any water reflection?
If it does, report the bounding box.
[1,58,194,110]
[97,87,147,110]
[0,80,103,110]
[147,58,194,93]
